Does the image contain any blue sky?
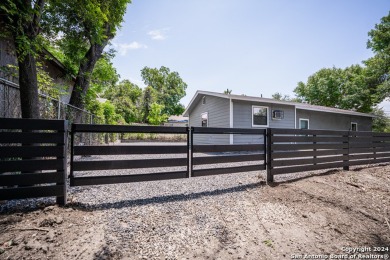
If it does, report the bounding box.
[110,0,389,111]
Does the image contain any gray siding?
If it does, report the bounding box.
[296,109,372,131]
[232,100,295,144]
[189,95,230,144]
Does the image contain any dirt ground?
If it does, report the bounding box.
[1,164,389,260]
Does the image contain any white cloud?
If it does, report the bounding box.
[115,41,147,56]
[148,28,169,40]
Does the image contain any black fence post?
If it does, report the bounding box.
[69,124,75,186]
[186,127,190,178]
[190,127,194,177]
[266,128,273,183]
[56,120,68,205]
[343,131,350,171]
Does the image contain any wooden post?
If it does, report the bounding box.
[313,134,317,165]
[190,127,194,177]
[266,128,273,183]
[186,127,190,178]
[56,120,68,205]
[343,131,350,171]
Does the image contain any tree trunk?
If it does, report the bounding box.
[68,42,107,123]
[16,51,40,119]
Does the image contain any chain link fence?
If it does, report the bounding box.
[0,78,96,124]
[0,78,100,146]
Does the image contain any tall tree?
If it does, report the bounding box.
[0,0,45,118]
[141,66,187,116]
[43,0,130,121]
[294,66,374,113]
[104,80,142,123]
[365,11,390,103]
[141,86,157,123]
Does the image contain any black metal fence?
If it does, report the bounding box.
[0,118,68,205]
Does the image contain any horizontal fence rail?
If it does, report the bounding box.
[191,127,266,177]
[0,118,67,205]
[267,128,390,182]
[70,124,189,186]
[349,132,390,166]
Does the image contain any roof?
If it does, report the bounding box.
[41,48,76,81]
[183,90,375,118]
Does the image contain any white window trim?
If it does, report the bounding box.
[252,105,269,127]
[299,118,309,129]
[201,112,208,127]
[351,122,358,131]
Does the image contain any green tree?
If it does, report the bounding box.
[141,66,187,116]
[147,103,168,125]
[272,92,291,101]
[141,86,158,123]
[372,107,390,132]
[43,0,131,121]
[0,0,45,118]
[365,11,390,103]
[294,66,374,113]
[224,89,232,94]
[104,80,142,123]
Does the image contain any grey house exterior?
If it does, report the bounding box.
[183,91,374,145]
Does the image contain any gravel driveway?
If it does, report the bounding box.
[1,149,389,259]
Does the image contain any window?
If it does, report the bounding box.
[299,118,309,129]
[351,122,358,131]
[202,96,206,105]
[252,106,268,127]
[272,110,284,120]
[201,112,208,127]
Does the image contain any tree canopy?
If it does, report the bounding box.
[294,65,373,113]
[42,0,131,121]
[141,66,187,116]
[0,0,45,118]
[294,12,390,114]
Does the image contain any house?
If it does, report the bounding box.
[0,37,75,100]
[0,37,75,117]
[183,90,374,144]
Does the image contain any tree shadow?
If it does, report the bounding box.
[268,169,341,187]
[69,181,266,212]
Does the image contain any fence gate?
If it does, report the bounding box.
[70,124,189,186]
[191,127,266,177]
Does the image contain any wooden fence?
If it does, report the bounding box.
[267,128,390,181]
[70,124,190,186]
[2,118,390,205]
[191,127,266,177]
[0,118,68,205]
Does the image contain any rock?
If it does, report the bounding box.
[45,230,56,242]
[55,216,63,224]
[39,215,63,227]
[43,206,55,212]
